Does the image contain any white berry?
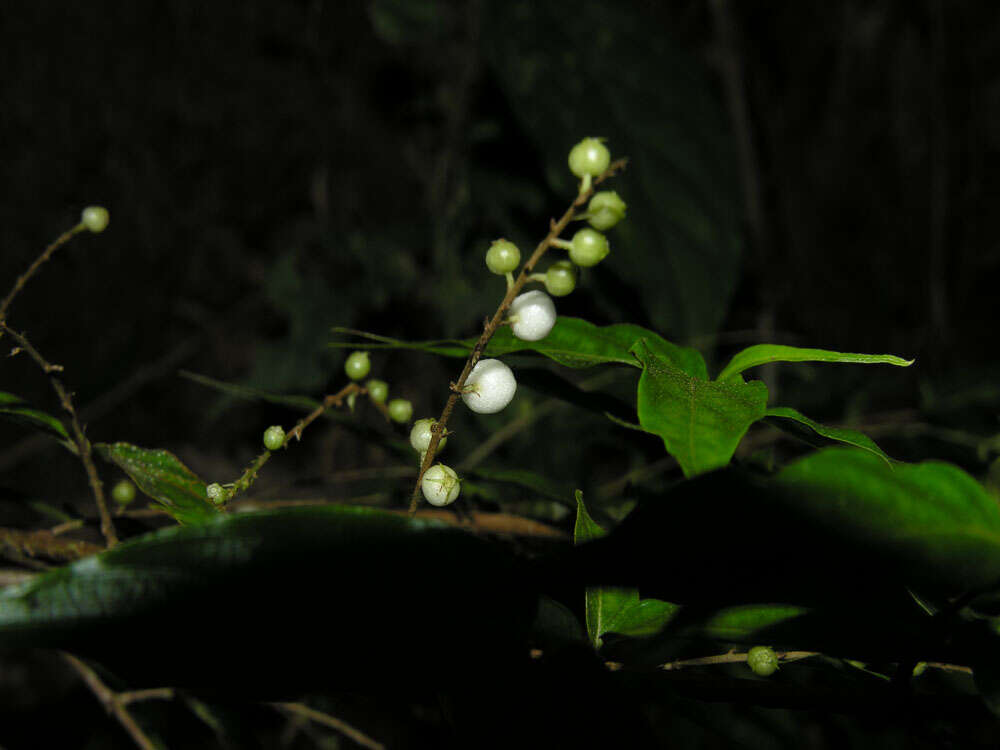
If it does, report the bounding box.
[462,359,517,414]
[508,290,556,342]
[410,418,447,454]
[421,463,461,507]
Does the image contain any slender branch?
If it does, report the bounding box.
[62,652,170,750]
[409,158,628,513]
[271,702,385,750]
[0,525,102,562]
[1,324,118,547]
[658,650,818,671]
[223,382,363,500]
[0,222,84,321]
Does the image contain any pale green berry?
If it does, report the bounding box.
[568,138,610,178]
[747,646,779,677]
[206,483,226,505]
[111,479,136,506]
[366,379,389,404]
[462,358,516,414]
[509,290,556,342]
[485,239,521,275]
[544,260,577,297]
[587,191,627,231]
[410,418,447,454]
[421,463,461,507]
[344,351,371,381]
[569,228,610,267]
[388,398,413,424]
[263,425,285,451]
[81,206,110,233]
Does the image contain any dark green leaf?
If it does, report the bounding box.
[633,340,767,476]
[94,442,219,525]
[469,467,574,505]
[481,0,742,338]
[0,391,75,453]
[574,491,635,648]
[0,505,533,695]
[179,371,331,414]
[602,598,679,639]
[773,448,1000,595]
[716,344,914,383]
[764,406,892,464]
[332,317,708,377]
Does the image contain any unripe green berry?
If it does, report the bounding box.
[410,418,447,454]
[366,379,389,404]
[263,424,285,451]
[388,398,413,424]
[81,206,110,233]
[544,260,577,297]
[421,463,461,507]
[111,479,136,506]
[485,239,521,275]
[568,228,610,267]
[344,351,371,381]
[206,483,226,505]
[747,646,779,677]
[586,191,627,231]
[568,138,611,178]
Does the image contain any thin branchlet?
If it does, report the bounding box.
[408,158,628,513]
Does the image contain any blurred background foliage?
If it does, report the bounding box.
[2,0,1000,745]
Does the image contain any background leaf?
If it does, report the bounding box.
[94,442,219,525]
[480,0,743,339]
[716,344,914,383]
[633,340,767,476]
[0,391,75,453]
[764,406,891,464]
[332,317,707,375]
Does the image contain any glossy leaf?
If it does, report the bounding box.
[0,391,75,453]
[332,317,708,377]
[481,0,742,338]
[0,505,533,695]
[633,340,768,476]
[94,442,219,525]
[765,406,891,464]
[716,344,914,383]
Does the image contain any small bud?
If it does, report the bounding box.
[81,206,110,233]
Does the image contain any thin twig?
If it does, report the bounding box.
[658,650,818,671]
[0,526,101,562]
[271,702,385,750]
[62,652,169,750]
[0,222,84,320]
[1,324,118,546]
[409,158,628,513]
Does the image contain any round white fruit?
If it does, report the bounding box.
[462,358,516,414]
[509,290,556,342]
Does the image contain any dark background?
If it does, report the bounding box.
[1,0,999,746]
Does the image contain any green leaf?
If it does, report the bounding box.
[0,391,75,453]
[94,442,219,525]
[633,339,768,476]
[332,317,708,377]
[773,449,1000,595]
[481,0,742,338]
[764,406,892,464]
[0,505,532,695]
[179,371,332,414]
[573,491,676,647]
[716,344,914,383]
[469,467,574,506]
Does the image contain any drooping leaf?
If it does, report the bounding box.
[480,0,742,338]
[94,442,219,525]
[0,505,533,695]
[0,391,75,453]
[332,317,707,376]
[716,344,914,383]
[469,467,574,506]
[764,406,892,464]
[633,340,768,476]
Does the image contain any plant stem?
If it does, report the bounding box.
[0,222,85,321]
[271,702,385,750]
[408,158,628,514]
[62,652,170,750]
[1,324,118,547]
